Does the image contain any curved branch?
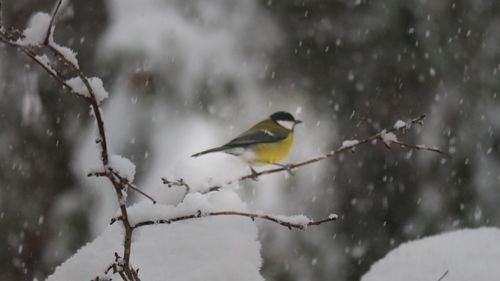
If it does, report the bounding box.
[1,3,143,279]
[45,44,110,165]
[163,114,449,193]
[130,211,338,230]
[43,0,62,45]
[238,115,429,181]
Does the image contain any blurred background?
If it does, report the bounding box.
[1,0,500,280]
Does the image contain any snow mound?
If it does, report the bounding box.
[362,227,500,281]
[46,189,263,281]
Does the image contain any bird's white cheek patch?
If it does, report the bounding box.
[277,120,295,130]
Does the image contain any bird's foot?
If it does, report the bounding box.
[250,167,259,181]
[272,163,296,176]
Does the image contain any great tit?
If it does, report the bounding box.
[192,111,302,168]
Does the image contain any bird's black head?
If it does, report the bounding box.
[270,111,295,122]
[270,111,302,130]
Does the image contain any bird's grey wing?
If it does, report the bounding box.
[223,129,288,147]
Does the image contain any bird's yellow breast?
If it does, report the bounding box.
[250,131,294,165]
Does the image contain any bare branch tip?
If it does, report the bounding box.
[44,0,63,45]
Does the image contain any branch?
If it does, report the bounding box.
[0,1,3,28]
[88,170,157,204]
[1,2,142,279]
[164,114,448,193]
[45,42,110,165]
[36,4,137,278]
[110,170,157,204]
[96,252,141,281]
[238,115,430,181]
[391,140,450,158]
[43,0,62,45]
[437,270,449,281]
[127,210,338,231]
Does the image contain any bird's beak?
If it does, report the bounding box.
[292,120,302,131]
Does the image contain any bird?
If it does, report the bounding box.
[192,111,302,176]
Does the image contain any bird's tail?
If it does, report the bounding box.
[191,146,226,157]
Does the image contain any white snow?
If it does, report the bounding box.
[35,54,57,76]
[393,120,408,130]
[49,39,80,68]
[66,76,109,104]
[109,155,136,182]
[45,189,263,281]
[340,139,360,149]
[17,10,80,66]
[380,130,398,147]
[361,227,500,281]
[272,214,311,226]
[17,12,51,46]
[328,213,338,219]
[172,153,248,194]
[17,12,80,70]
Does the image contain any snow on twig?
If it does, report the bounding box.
[164,114,448,193]
[0,2,148,279]
[124,210,339,231]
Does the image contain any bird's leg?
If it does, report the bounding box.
[249,167,259,181]
[271,162,296,176]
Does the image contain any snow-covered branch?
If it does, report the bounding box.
[1,2,339,281]
[0,1,149,280]
[162,114,449,193]
[110,210,339,231]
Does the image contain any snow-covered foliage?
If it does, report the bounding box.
[362,228,500,281]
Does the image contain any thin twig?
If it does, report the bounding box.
[0,32,91,102]
[437,270,449,281]
[0,2,139,279]
[38,4,135,277]
[236,115,428,181]
[0,1,3,28]
[88,170,157,204]
[45,43,110,165]
[162,178,190,190]
[164,115,446,193]
[44,0,62,45]
[110,170,157,204]
[130,210,338,230]
[391,140,451,158]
